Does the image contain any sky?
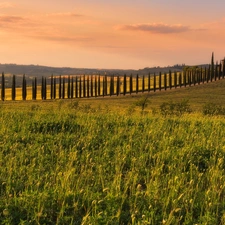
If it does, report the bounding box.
[0,0,225,69]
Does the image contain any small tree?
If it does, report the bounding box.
[12,74,16,101]
[211,52,214,81]
[1,72,5,101]
[22,74,27,100]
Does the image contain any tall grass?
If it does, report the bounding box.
[0,102,225,224]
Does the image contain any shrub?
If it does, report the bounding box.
[135,96,149,113]
[202,103,225,116]
[160,99,192,117]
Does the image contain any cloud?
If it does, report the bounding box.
[0,2,14,9]
[117,23,190,34]
[0,15,24,23]
[36,35,93,43]
[46,12,84,17]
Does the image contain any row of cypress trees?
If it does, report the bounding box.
[1,56,225,100]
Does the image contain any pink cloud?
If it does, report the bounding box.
[117,23,190,34]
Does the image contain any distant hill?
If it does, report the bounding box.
[0,63,209,79]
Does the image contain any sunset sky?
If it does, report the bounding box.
[0,0,225,69]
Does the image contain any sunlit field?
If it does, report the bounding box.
[1,78,225,224]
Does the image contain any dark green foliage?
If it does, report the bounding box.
[67,75,71,99]
[129,74,133,95]
[136,74,139,94]
[32,77,37,100]
[160,99,192,117]
[202,103,225,116]
[215,62,218,81]
[123,74,126,95]
[169,70,172,89]
[1,72,5,101]
[207,65,210,83]
[148,73,151,92]
[70,77,74,99]
[98,74,101,96]
[223,58,225,78]
[153,73,156,92]
[50,74,53,99]
[11,75,16,101]
[75,76,78,98]
[174,71,177,88]
[94,75,97,97]
[22,74,27,100]
[62,76,65,99]
[142,75,144,93]
[86,75,89,98]
[164,72,167,90]
[59,75,62,99]
[116,76,120,96]
[91,75,93,97]
[83,75,86,98]
[211,52,214,81]
[179,72,182,87]
[53,77,56,99]
[79,76,82,98]
[110,75,114,96]
[135,96,149,112]
[183,71,186,87]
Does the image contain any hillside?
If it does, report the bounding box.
[0,63,206,78]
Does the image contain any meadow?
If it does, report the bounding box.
[1,78,225,224]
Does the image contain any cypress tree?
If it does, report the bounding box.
[116,76,120,96]
[75,76,78,98]
[130,74,133,95]
[153,73,156,92]
[174,71,177,88]
[219,62,222,80]
[44,77,47,100]
[136,74,139,94]
[123,74,126,95]
[164,72,167,90]
[91,75,93,97]
[50,74,53,99]
[71,77,74,99]
[67,75,71,99]
[148,73,151,92]
[211,52,214,81]
[169,70,172,89]
[94,76,97,97]
[142,75,145,93]
[105,75,108,96]
[207,66,211,83]
[203,67,207,83]
[32,77,37,100]
[59,75,62,99]
[1,72,5,101]
[83,75,86,97]
[12,74,16,101]
[53,77,56,99]
[179,72,182,88]
[215,62,218,81]
[223,58,225,79]
[87,75,89,98]
[98,75,101,96]
[62,76,65,99]
[111,75,114,95]
[79,76,82,98]
[22,74,27,100]
[159,72,161,91]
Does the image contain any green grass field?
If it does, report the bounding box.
[1,78,225,224]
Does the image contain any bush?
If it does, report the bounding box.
[160,99,192,117]
[202,103,225,116]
